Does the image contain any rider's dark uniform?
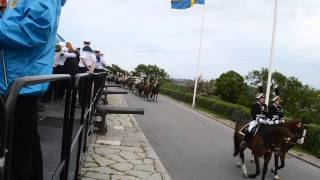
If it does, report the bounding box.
[251,102,268,121]
[268,103,284,122]
[244,102,268,144]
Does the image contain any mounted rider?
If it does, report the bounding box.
[268,85,285,124]
[243,86,273,145]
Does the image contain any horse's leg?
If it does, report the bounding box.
[273,152,280,180]
[261,153,272,180]
[248,154,260,179]
[240,151,248,177]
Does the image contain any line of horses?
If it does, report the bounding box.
[121,77,161,102]
[233,119,308,180]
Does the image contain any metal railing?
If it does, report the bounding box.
[0,73,144,180]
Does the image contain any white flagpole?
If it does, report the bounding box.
[192,3,206,108]
[265,0,279,106]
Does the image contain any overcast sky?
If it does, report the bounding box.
[59,0,320,88]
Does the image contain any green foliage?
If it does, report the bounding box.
[131,64,169,80]
[160,88,250,121]
[106,64,128,76]
[186,77,216,97]
[215,71,245,103]
[302,124,320,157]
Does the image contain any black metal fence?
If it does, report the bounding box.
[0,72,144,180]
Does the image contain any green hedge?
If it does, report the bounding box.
[160,88,250,121]
[161,87,320,157]
[303,124,320,157]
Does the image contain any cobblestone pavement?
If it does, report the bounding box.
[81,94,172,180]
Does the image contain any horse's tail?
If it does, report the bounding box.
[233,132,240,157]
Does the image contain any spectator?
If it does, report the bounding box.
[78,40,96,106]
[93,50,107,95]
[0,0,67,179]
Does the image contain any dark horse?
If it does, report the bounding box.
[150,82,161,102]
[143,82,155,101]
[234,121,294,180]
[271,120,308,180]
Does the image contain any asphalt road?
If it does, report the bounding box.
[124,93,320,180]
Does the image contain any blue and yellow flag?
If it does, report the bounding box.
[171,0,205,9]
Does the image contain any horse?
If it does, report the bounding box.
[271,120,308,179]
[150,82,161,102]
[143,82,154,101]
[233,121,294,180]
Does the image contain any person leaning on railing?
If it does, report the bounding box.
[0,0,67,179]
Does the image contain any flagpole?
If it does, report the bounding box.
[265,0,279,105]
[192,3,206,108]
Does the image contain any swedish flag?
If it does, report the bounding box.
[171,0,205,10]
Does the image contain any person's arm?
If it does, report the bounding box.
[0,0,57,48]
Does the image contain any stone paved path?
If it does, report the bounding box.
[81,94,172,180]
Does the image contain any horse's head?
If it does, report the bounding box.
[285,120,308,145]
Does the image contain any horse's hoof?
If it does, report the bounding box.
[247,174,256,179]
[243,173,248,178]
[274,175,280,180]
[271,168,275,173]
[236,162,241,168]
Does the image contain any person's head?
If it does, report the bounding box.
[273,96,281,106]
[94,49,100,55]
[66,42,74,51]
[256,93,265,104]
[83,40,91,47]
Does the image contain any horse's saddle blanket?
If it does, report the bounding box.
[249,121,259,133]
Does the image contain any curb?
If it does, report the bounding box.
[161,94,320,169]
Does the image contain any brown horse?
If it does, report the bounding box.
[143,82,154,101]
[271,120,308,179]
[234,121,294,180]
[150,82,161,102]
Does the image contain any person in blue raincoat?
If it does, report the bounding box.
[0,0,67,179]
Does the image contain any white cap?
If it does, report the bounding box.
[59,42,66,47]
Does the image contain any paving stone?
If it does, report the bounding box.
[85,155,95,163]
[147,173,162,180]
[111,175,139,180]
[84,162,99,168]
[85,172,110,180]
[111,163,134,172]
[101,153,128,163]
[119,151,138,160]
[83,167,117,174]
[127,159,144,165]
[162,173,171,180]
[81,94,171,180]
[92,154,116,166]
[143,159,153,165]
[126,170,152,179]
[134,165,155,173]
[154,160,167,173]
[95,147,121,155]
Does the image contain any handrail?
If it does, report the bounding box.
[2,74,71,180]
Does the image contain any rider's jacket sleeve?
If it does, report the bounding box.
[0,0,54,48]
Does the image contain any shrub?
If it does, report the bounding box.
[302,123,320,157]
[160,88,250,121]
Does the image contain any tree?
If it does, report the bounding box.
[186,77,216,97]
[215,71,245,103]
[131,64,169,80]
